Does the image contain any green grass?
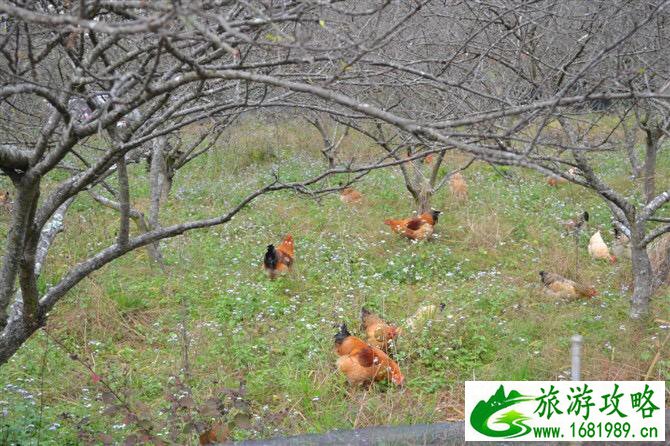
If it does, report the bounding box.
[0,120,669,444]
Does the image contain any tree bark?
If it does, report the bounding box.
[0,178,39,330]
[116,155,130,247]
[147,137,174,265]
[17,182,41,328]
[308,115,347,169]
[643,127,660,204]
[149,137,169,229]
[630,225,654,319]
[161,169,173,203]
[88,191,164,266]
[623,121,641,179]
[0,198,72,363]
[0,316,32,365]
[417,183,433,213]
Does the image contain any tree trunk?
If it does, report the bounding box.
[88,191,164,267]
[0,179,39,330]
[147,137,169,264]
[417,183,433,213]
[0,316,33,365]
[17,182,41,328]
[623,121,641,179]
[160,169,173,203]
[643,128,659,203]
[630,227,654,319]
[395,159,421,207]
[0,199,72,364]
[149,137,169,229]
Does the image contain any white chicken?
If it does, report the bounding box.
[588,230,616,263]
[404,303,445,332]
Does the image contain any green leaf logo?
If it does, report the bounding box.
[470,385,535,438]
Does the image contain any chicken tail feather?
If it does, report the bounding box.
[264,244,277,270]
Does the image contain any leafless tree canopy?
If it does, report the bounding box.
[0,0,669,363]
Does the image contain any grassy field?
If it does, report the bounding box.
[0,120,669,444]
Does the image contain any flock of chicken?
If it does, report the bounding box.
[0,163,634,389]
[334,309,404,386]
[544,208,631,299]
[261,172,633,388]
[260,175,466,387]
[262,227,444,387]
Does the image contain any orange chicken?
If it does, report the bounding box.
[449,172,468,201]
[384,210,441,241]
[539,271,597,299]
[334,324,404,387]
[360,307,400,351]
[340,186,363,204]
[403,218,435,241]
[263,234,294,279]
[547,175,568,187]
[588,230,616,263]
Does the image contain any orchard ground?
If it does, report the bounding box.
[0,119,668,443]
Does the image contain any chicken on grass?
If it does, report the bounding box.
[360,307,400,352]
[334,324,404,387]
[339,183,363,204]
[263,234,294,279]
[539,271,597,299]
[384,210,441,241]
[588,230,616,263]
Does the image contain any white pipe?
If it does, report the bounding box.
[571,334,583,381]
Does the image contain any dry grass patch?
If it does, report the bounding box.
[461,209,514,252]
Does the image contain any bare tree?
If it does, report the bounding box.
[305,113,349,169]
[0,0,429,363]
[338,120,476,212]
[1,0,669,366]
[290,0,670,316]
